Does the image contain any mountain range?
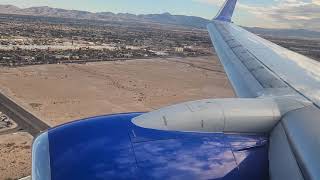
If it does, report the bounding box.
[0,5,319,39]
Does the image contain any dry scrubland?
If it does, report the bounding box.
[0,56,233,179]
[0,132,32,180]
[0,56,234,127]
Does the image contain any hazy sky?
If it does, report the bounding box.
[0,0,319,30]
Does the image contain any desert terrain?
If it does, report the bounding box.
[0,55,233,179]
[0,132,32,180]
[0,56,234,126]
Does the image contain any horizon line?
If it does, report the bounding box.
[0,3,319,33]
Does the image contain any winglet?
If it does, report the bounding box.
[214,0,238,22]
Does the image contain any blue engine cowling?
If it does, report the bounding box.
[32,112,269,180]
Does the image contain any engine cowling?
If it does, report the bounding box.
[132,97,310,133]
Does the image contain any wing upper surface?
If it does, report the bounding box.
[208,21,320,106]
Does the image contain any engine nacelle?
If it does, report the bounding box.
[132,98,309,133]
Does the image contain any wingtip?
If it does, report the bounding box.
[214,0,238,22]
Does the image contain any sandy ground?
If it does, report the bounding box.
[0,132,32,180]
[0,56,234,179]
[0,56,234,126]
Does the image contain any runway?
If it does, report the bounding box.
[0,92,50,137]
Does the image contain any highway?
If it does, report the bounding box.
[0,92,50,137]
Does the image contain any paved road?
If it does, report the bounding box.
[0,92,50,137]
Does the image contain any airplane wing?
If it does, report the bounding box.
[207,1,320,179]
[208,0,320,103]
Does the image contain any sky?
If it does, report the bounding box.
[0,0,319,31]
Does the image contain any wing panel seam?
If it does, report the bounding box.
[214,22,288,90]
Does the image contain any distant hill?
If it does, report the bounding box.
[0,5,211,29]
[0,5,319,39]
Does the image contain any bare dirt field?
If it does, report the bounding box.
[0,132,32,180]
[0,55,234,179]
[0,56,234,126]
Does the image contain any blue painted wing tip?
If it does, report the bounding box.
[214,0,238,22]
